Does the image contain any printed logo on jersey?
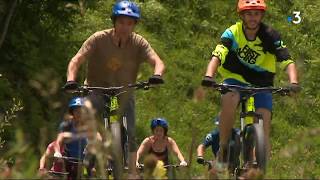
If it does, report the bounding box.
[107,57,122,71]
[237,45,260,64]
[274,40,286,49]
[205,133,213,142]
[75,98,82,105]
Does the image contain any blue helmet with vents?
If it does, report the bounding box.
[68,97,84,110]
[112,1,140,20]
[150,118,168,135]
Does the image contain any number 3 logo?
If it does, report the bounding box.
[292,11,301,24]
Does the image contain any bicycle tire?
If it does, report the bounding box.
[121,117,129,168]
[110,121,124,179]
[243,124,266,172]
[228,134,240,173]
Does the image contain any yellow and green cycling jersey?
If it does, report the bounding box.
[212,21,294,87]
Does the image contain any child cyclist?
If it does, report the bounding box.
[53,97,102,179]
[136,118,188,167]
[38,140,65,177]
[196,116,240,172]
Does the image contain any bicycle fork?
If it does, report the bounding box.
[239,96,264,169]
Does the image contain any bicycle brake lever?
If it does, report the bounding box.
[220,86,231,94]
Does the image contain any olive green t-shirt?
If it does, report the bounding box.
[77,28,155,87]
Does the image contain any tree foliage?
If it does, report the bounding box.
[0,0,319,178]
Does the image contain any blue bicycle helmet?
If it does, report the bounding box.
[68,97,84,110]
[111,0,140,21]
[150,118,168,135]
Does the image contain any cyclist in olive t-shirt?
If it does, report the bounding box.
[63,1,165,176]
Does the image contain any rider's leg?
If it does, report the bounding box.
[255,108,271,159]
[219,91,240,161]
[254,92,272,159]
[124,97,139,176]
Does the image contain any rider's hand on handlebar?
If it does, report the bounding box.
[179,160,188,167]
[63,81,79,91]
[136,161,141,168]
[148,75,164,84]
[196,156,205,165]
[54,151,62,158]
[288,83,301,94]
[201,76,217,87]
[38,168,47,176]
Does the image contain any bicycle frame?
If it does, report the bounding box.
[239,93,264,169]
[48,156,86,179]
[101,88,128,173]
[103,90,126,128]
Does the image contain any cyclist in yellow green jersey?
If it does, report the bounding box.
[201,0,300,163]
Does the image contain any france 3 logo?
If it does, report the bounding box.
[287,11,302,24]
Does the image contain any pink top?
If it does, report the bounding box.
[46,141,64,172]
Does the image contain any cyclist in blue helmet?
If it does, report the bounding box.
[196,115,240,169]
[63,1,165,176]
[53,97,102,179]
[136,118,187,168]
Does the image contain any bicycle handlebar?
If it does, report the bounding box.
[64,81,156,95]
[47,170,69,176]
[128,81,153,90]
[163,164,183,168]
[137,163,183,169]
[212,84,291,95]
[53,156,82,163]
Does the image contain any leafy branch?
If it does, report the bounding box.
[0,98,23,149]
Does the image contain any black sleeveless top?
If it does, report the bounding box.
[148,136,169,165]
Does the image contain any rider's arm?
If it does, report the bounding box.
[286,63,299,84]
[39,148,51,170]
[136,138,151,164]
[54,133,65,154]
[147,53,165,76]
[205,31,232,78]
[197,131,215,157]
[270,29,298,84]
[167,137,185,163]
[138,36,165,76]
[67,53,87,81]
[67,33,97,81]
[54,132,73,153]
[205,56,220,78]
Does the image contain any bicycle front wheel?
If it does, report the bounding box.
[243,124,266,172]
[228,134,240,173]
[110,122,124,179]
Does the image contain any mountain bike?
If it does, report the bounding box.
[138,163,184,179]
[211,84,290,177]
[66,81,156,179]
[47,156,86,180]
